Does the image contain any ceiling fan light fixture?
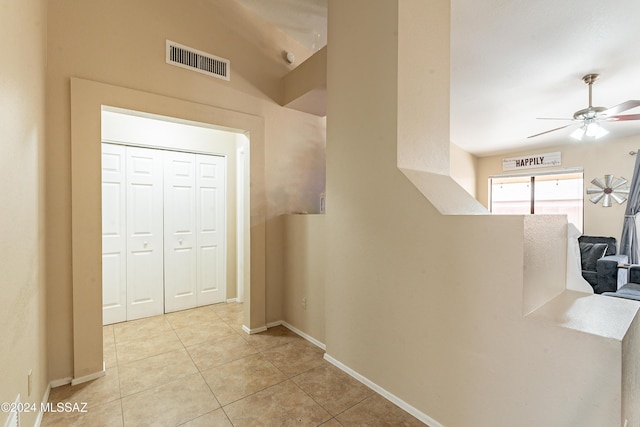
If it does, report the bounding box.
[570,126,585,140]
[586,122,608,139]
[570,122,609,140]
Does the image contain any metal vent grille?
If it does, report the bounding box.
[166,40,230,81]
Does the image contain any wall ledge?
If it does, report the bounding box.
[400,168,488,215]
[527,290,640,341]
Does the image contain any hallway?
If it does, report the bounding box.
[41,303,425,426]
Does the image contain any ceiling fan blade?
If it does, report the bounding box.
[536,117,577,121]
[590,177,606,189]
[604,100,640,116]
[527,124,575,139]
[604,114,640,122]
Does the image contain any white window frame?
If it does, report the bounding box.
[488,168,584,230]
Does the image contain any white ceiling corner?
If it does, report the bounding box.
[237,0,640,157]
[234,0,327,52]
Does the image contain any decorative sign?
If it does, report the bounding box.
[502,152,561,171]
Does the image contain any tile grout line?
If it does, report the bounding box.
[140,307,227,427]
[180,303,268,426]
[288,372,334,423]
[113,332,125,427]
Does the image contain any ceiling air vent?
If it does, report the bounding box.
[166,40,230,81]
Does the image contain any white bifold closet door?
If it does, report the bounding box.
[101,144,127,325]
[125,146,165,321]
[102,144,226,324]
[163,152,227,312]
[195,155,227,306]
[163,151,197,313]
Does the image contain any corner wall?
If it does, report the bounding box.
[0,0,48,425]
[282,214,326,344]
[451,142,478,197]
[325,1,637,425]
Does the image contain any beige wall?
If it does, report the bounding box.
[282,214,326,343]
[0,0,48,425]
[265,108,326,325]
[47,0,326,381]
[451,142,478,197]
[325,1,637,426]
[476,135,640,239]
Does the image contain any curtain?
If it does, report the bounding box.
[620,150,640,264]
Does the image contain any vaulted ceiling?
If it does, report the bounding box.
[235,0,640,157]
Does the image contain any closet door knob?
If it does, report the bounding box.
[179,239,183,245]
[143,241,148,247]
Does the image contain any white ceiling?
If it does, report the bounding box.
[234,0,327,52]
[235,0,640,157]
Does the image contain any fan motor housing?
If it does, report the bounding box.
[573,106,607,120]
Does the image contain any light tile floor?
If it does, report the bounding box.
[42,302,426,426]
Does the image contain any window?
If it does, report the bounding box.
[489,170,584,231]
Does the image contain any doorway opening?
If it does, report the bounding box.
[70,78,266,381]
[101,107,250,325]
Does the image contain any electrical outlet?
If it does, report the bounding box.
[28,369,32,397]
[301,297,307,309]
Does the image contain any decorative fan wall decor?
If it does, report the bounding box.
[586,174,630,207]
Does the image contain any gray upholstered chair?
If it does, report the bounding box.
[603,265,640,301]
[578,235,628,294]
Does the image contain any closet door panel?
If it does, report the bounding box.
[126,146,164,320]
[164,151,197,313]
[196,154,226,306]
[101,144,127,325]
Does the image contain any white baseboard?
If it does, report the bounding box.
[225,298,237,303]
[324,354,444,427]
[71,362,106,386]
[266,320,282,329]
[263,320,326,351]
[248,322,437,425]
[279,321,326,351]
[33,383,52,427]
[49,377,72,388]
[242,324,267,335]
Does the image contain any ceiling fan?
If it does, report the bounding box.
[527,74,640,140]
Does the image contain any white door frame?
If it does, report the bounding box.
[70,78,265,381]
[236,142,247,302]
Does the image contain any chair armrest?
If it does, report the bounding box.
[596,255,628,293]
[629,265,640,284]
[602,254,628,264]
